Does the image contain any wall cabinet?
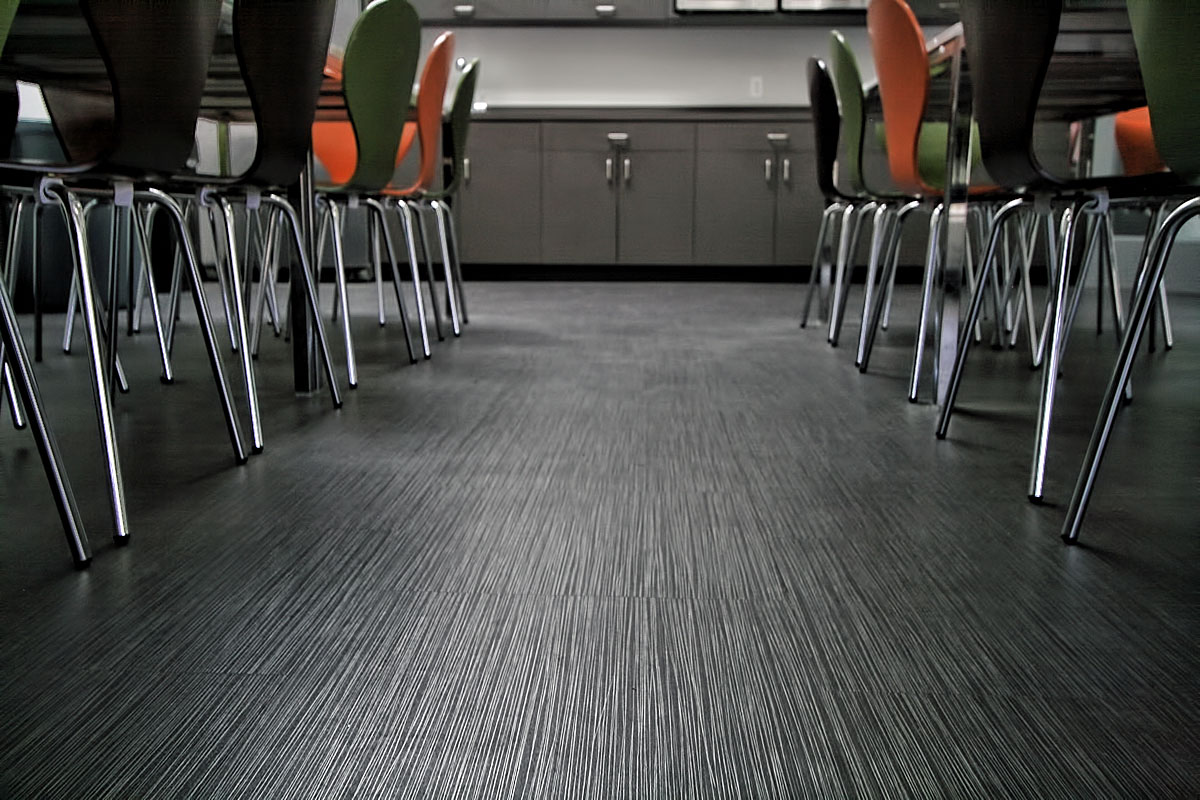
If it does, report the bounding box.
[410,0,668,23]
[694,123,824,267]
[453,116,858,271]
[541,122,694,265]
[455,122,542,264]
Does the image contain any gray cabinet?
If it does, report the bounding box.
[544,0,669,20]
[695,123,823,266]
[542,127,616,263]
[410,0,668,22]
[456,122,543,264]
[542,122,694,265]
[408,0,547,23]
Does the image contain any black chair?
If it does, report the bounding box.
[1061,0,1200,543]
[159,0,344,453]
[0,0,246,554]
[934,0,1185,503]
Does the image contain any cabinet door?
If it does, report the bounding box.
[772,123,828,266]
[544,0,669,20]
[542,124,617,264]
[408,0,547,23]
[456,122,543,264]
[617,125,695,264]
[694,124,777,266]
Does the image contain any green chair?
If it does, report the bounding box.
[311,0,425,385]
[418,58,479,328]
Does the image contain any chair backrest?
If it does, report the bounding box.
[0,0,17,48]
[393,30,454,195]
[866,0,932,194]
[437,57,478,198]
[807,57,840,201]
[1113,106,1164,176]
[328,0,421,191]
[959,0,1062,188]
[1126,0,1200,182]
[233,0,336,187]
[828,31,867,196]
[18,0,224,176]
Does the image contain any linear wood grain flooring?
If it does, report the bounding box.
[1,281,1197,798]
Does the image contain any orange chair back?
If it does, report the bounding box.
[1114,106,1166,176]
[393,31,454,195]
[867,0,932,194]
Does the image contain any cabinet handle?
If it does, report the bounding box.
[453,4,476,17]
[782,157,791,184]
[606,132,630,146]
[764,157,773,183]
[605,157,614,183]
[595,3,617,16]
[463,157,471,184]
[767,132,790,145]
[623,157,631,184]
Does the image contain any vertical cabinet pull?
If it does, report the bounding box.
[623,157,631,183]
[764,157,773,183]
[605,157,614,183]
[463,157,471,184]
[782,157,791,184]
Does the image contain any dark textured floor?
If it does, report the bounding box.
[1,280,1198,798]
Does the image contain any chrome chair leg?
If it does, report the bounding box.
[203,204,239,354]
[1029,201,1083,503]
[801,203,840,329]
[392,199,432,359]
[322,199,357,389]
[46,185,130,542]
[1061,196,1200,543]
[430,200,461,337]
[908,203,944,403]
[409,201,444,343]
[214,198,264,452]
[0,275,91,566]
[262,195,343,409]
[363,198,418,365]
[131,206,174,384]
[1032,211,1060,370]
[859,200,916,374]
[250,207,281,358]
[139,188,249,466]
[442,203,468,325]
[935,198,1026,438]
[370,208,386,327]
[1,357,25,429]
[854,204,894,367]
[829,202,871,347]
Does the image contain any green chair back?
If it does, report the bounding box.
[1126,0,1200,182]
[342,0,421,191]
[0,0,17,50]
[829,30,867,195]
[433,58,478,198]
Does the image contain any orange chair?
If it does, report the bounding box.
[384,31,462,337]
[865,0,996,402]
[1114,106,1167,177]
[311,31,458,365]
